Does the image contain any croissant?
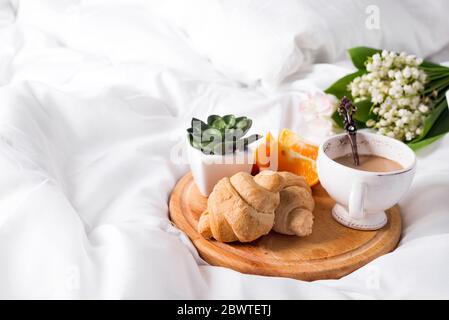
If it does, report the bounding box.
[198,171,282,242]
[253,170,314,236]
[197,171,315,242]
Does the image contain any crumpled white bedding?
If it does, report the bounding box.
[1,1,449,299]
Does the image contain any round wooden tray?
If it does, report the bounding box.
[169,172,401,281]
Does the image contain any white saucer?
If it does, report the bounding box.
[332,204,388,231]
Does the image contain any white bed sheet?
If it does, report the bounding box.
[0,1,449,299]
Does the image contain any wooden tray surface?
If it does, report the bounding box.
[169,172,401,281]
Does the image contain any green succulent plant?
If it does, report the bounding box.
[187,114,262,155]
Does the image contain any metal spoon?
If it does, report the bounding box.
[338,97,360,166]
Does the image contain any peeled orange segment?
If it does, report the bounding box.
[255,132,276,170]
[278,129,319,186]
[278,148,319,186]
[278,128,318,160]
[254,129,319,186]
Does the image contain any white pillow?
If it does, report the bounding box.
[154,0,449,87]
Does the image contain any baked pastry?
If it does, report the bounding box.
[198,171,282,242]
[273,172,315,236]
[198,171,315,242]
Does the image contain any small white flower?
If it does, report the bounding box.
[405,55,415,65]
[419,73,427,83]
[348,49,430,142]
[387,70,395,78]
[403,85,415,95]
[411,96,420,107]
[366,119,376,127]
[411,67,420,79]
[403,116,410,124]
[403,98,412,106]
[405,132,413,141]
[383,58,393,68]
[418,104,429,113]
[412,81,423,91]
[403,67,412,79]
[372,93,384,104]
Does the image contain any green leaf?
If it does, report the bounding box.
[200,142,214,155]
[331,110,344,128]
[211,118,226,130]
[414,99,448,142]
[425,76,449,95]
[409,102,449,150]
[191,136,202,150]
[207,115,221,126]
[330,99,374,129]
[427,107,449,137]
[191,118,208,134]
[355,119,368,129]
[347,46,442,70]
[235,118,252,136]
[222,114,236,128]
[408,134,445,151]
[235,117,249,128]
[201,128,222,143]
[353,100,375,123]
[348,47,382,70]
[188,129,202,143]
[331,110,367,129]
[223,128,236,139]
[421,60,444,69]
[189,114,262,154]
[324,70,365,99]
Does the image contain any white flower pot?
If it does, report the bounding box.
[187,140,255,196]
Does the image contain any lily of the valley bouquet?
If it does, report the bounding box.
[326,47,449,150]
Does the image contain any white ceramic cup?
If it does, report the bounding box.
[317,132,416,230]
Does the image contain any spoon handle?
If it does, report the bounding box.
[338,97,360,166]
[348,131,360,166]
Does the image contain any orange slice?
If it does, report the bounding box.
[278,148,319,186]
[254,129,319,186]
[278,128,318,160]
[278,129,319,186]
[254,132,275,171]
